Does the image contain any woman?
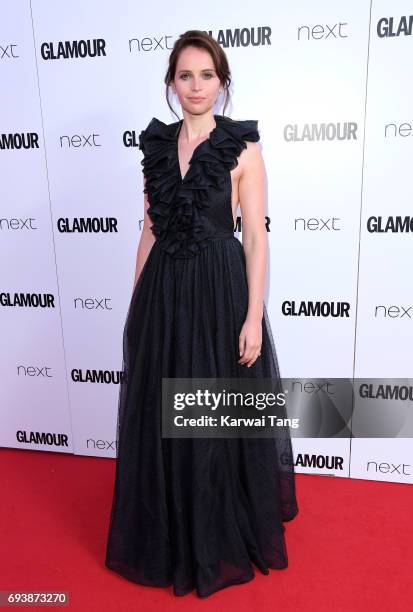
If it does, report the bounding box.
[105,30,299,598]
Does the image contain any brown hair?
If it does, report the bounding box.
[165,30,232,119]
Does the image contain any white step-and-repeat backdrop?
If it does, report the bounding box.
[1,1,412,484]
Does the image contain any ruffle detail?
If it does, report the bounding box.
[138,114,260,259]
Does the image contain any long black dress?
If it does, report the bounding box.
[105,114,299,598]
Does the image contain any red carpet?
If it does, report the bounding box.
[1,447,412,611]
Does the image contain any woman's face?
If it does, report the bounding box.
[172,46,221,116]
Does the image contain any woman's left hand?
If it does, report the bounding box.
[238,317,262,367]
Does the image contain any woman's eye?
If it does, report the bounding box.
[179,73,214,80]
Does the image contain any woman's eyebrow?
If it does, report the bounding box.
[177,68,215,73]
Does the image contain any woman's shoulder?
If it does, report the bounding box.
[138,116,179,153]
[140,116,179,132]
[211,115,261,171]
[214,117,262,175]
[215,115,260,143]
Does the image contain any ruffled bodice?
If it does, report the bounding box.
[138,114,260,259]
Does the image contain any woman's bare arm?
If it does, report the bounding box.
[239,142,267,321]
[237,142,267,366]
[132,177,156,292]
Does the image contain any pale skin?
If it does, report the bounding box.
[133,46,268,368]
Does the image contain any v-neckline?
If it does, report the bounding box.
[175,115,219,183]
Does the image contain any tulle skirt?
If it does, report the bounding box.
[105,236,299,598]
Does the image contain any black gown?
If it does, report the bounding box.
[105,114,299,598]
